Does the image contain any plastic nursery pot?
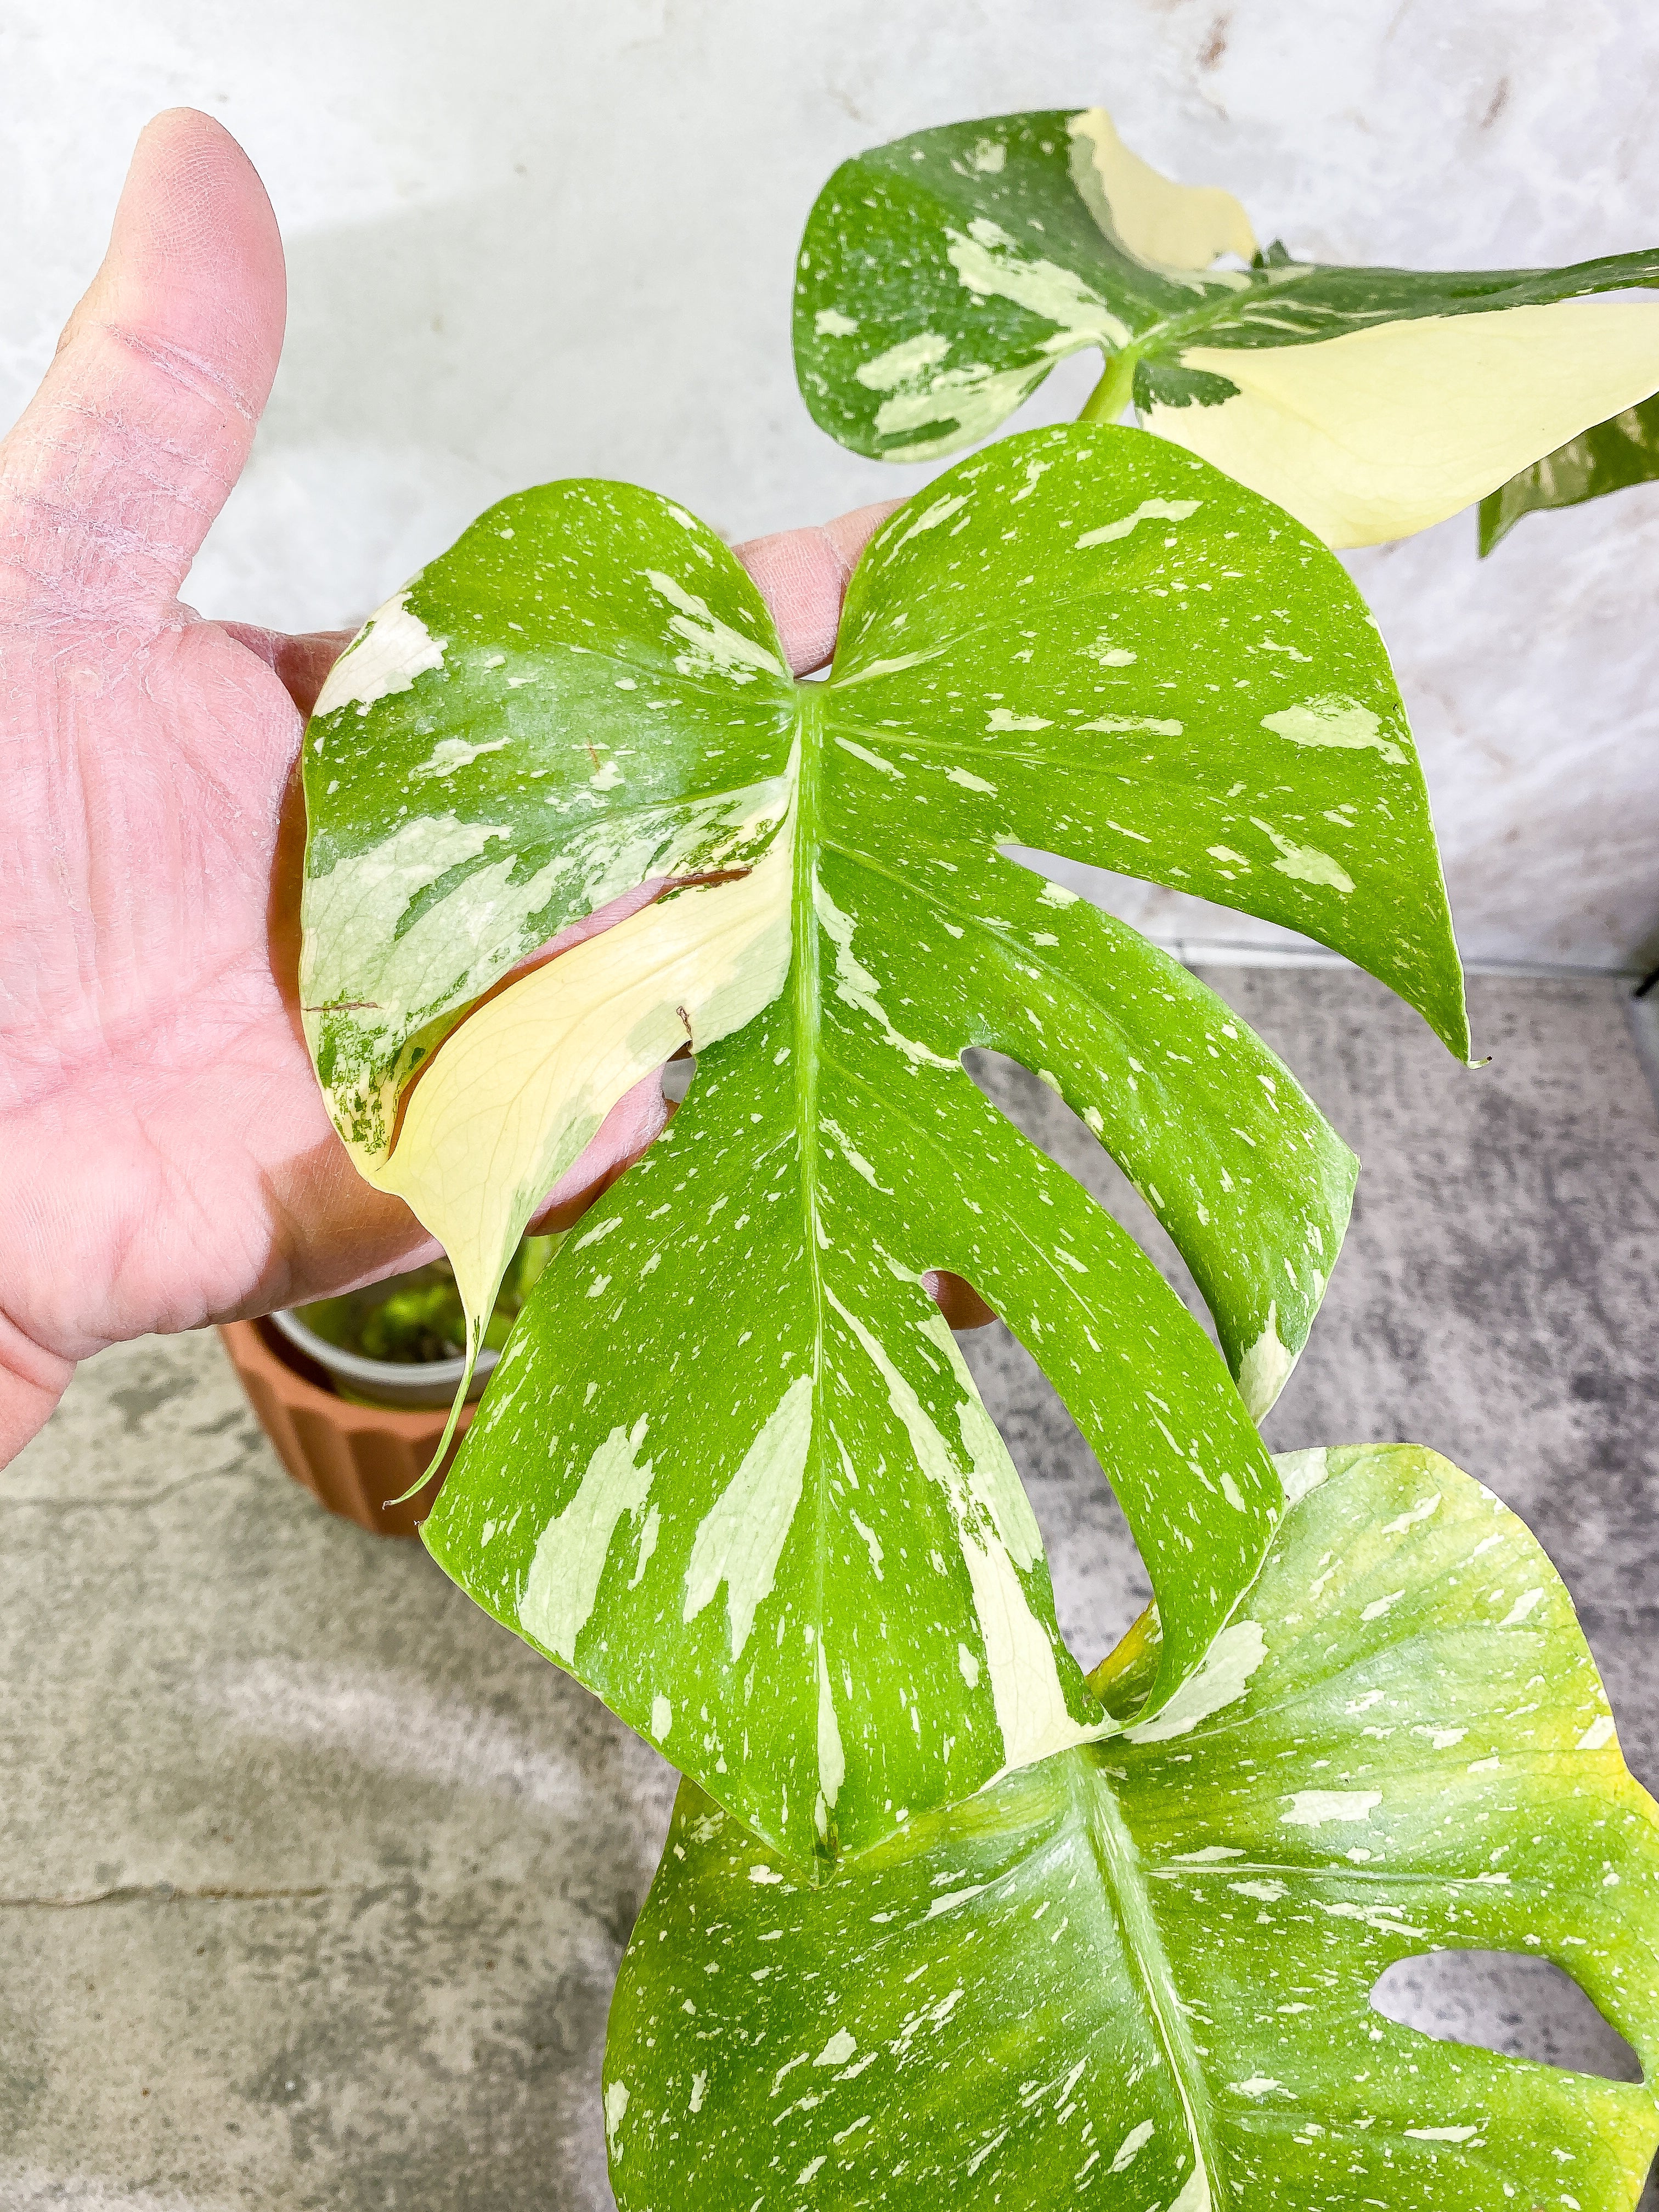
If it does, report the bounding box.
[266,1301,500,1409]
[217,1316,475,1539]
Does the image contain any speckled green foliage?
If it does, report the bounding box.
[605,1444,1659,2211]
[299,484,795,1165]
[399,424,1468,1875]
[793,106,1659,468]
[1481,393,1659,553]
[823,431,1466,1060]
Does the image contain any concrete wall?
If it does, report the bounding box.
[3,0,1656,972]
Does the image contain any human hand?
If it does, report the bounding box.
[0,110,986,1467]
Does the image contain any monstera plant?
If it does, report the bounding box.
[607,1444,1659,2210]
[298,418,1659,2202]
[792,106,1659,552]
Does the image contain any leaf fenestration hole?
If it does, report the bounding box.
[952,1049,1173,1669]
[661,1048,697,1104]
[961,1047,1214,1339]
[1369,1951,1642,2084]
[1004,841,1325,966]
[955,1311,1153,1675]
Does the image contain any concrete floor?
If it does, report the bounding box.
[3,969,1656,2210]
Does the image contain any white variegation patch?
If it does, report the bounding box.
[816,1640,846,1828]
[1125,1618,1266,1743]
[1236,1304,1295,1422]
[945,219,1130,351]
[813,881,956,1069]
[521,1418,653,1662]
[409,734,509,780]
[644,570,790,685]
[1280,1788,1382,1828]
[1111,2119,1155,2171]
[1251,821,1355,895]
[826,1289,1100,1779]
[1273,1447,1330,1507]
[313,587,447,718]
[1261,697,1406,767]
[872,357,1059,461]
[861,219,1136,460]
[918,1308,1042,1572]
[856,334,953,391]
[1168,2160,1212,2212]
[302,772,795,1166]
[1075,496,1200,548]
[682,1375,816,1658]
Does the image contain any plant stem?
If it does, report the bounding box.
[1080,346,1141,425]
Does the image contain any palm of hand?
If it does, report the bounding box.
[0,109,901,1465]
[0,119,443,1464]
[2,603,396,1358]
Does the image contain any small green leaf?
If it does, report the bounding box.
[605,1443,1659,2211]
[1480,391,1659,552]
[306,425,1464,1870]
[795,106,1659,547]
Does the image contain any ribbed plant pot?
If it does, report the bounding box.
[218,1317,475,1537]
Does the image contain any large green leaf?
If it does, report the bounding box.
[302,423,1465,1870]
[794,106,1659,549]
[1480,392,1659,553]
[603,1443,1659,2210]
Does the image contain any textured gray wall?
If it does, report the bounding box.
[2,0,1657,970]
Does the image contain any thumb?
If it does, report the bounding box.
[0,109,284,616]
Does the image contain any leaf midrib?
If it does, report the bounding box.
[1121,263,1327,365]
[792,688,836,1865]
[1077,1755,1227,2206]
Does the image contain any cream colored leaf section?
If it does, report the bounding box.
[1067,108,1255,275]
[302,769,795,1174]
[370,810,794,1364]
[1236,1304,1296,1423]
[1145,299,1659,548]
[1124,1618,1266,1743]
[682,1374,816,1660]
[520,1416,653,1663]
[313,588,446,718]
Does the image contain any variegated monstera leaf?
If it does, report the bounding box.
[1481,391,1659,553]
[300,422,1466,1871]
[604,1443,1659,2211]
[793,106,1659,550]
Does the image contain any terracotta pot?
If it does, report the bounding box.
[218,1317,475,1537]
